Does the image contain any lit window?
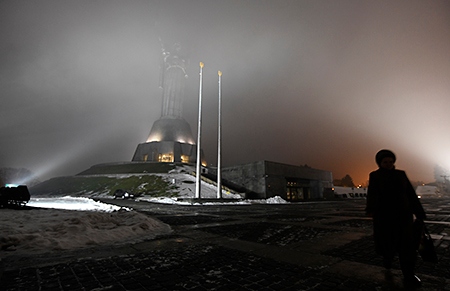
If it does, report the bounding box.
[158,154,174,163]
[181,155,190,163]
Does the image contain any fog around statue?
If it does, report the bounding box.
[159,42,188,119]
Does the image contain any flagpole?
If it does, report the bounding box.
[195,62,204,199]
[217,71,222,199]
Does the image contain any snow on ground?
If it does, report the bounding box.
[95,169,288,205]
[28,196,127,212]
[0,197,172,256]
[139,195,288,205]
[165,171,242,199]
[0,169,288,256]
[141,171,288,205]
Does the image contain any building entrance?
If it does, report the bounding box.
[286,179,310,201]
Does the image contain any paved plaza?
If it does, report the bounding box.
[1,198,450,290]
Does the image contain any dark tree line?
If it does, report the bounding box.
[434,165,449,183]
[333,174,355,187]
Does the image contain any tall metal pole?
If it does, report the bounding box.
[217,71,222,199]
[195,62,204,199]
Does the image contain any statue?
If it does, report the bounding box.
[159,42,188,119]
[132,37,200,164]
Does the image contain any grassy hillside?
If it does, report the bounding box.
[30,162,190,197]
[76,162,177,175]
[30,175,178,197]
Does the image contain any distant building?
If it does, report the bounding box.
[210,161,333,201]
[332,186,367,198]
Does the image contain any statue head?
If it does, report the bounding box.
[171,43,182,56]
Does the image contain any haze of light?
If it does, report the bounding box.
[1,0,449,186]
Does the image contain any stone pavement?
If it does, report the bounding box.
[1,198,450,290]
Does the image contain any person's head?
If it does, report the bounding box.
[375,149,396,170]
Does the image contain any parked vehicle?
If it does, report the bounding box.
[0,184,30,207]
[113,189,134,199]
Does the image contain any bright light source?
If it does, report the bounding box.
[5,184,19,188]
[146,134,161,143]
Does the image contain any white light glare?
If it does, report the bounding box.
[27,196,128,213]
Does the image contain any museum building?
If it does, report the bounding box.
[209,160,333,201]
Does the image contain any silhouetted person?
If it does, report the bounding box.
[366,149,426,288]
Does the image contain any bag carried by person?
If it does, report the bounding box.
[413,219,438,263]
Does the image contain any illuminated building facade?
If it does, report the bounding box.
[132,117,201,164]
[132,43,205,165]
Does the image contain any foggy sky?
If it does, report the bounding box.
[2,0,450,185]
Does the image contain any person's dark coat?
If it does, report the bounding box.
[366,167,425,257]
